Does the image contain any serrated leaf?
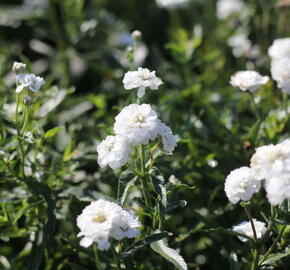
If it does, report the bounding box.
[121,232,169,257]
[44,126,64,139]
[150,238,187,270]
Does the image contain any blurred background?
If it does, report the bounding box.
[1,0,290,269]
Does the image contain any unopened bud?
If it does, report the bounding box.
[12,62,26,74]
[23,95,33,106]
[132,30,142,41]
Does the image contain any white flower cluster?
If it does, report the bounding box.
[230,70,269,92]
[97,68,176,169]
[13,62,45,94]
[251,139,290,205]
[97,104,177,169]
[232,220,267,242]
[225,139,290,206]
[123,68,163,98]
[269,38,290,94]
[77,199,141,250]
[216,0,245,20]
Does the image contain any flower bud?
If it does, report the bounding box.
[132,30,142,41]
[12,62,26,74]
[23,95,33,106]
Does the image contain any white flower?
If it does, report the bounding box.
[77,199,141,250]
[97,135,131,169]
[230,71,269,92]
[232,220,267,242]
[216,0,245,20]
[16,73,45,93]
[250,139,290,181]
[123,68,163,98]
[271,58,290,94]
[114,104,161,146]
[12,62,26,73]
[224,167,261,204]
[156,0,188,9]
[111,210,141,240]
[265,173,290,205]
[227,33,251,58]
[268,38,290,61]
[159,122,177,155]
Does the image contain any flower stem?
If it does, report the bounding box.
[21,106,29,134]
[15,93,26,180]
[244,205,257,240]
[93,245,103,270]
[248,92,262,121]
[111,246,122,270]
[139,144,150,207]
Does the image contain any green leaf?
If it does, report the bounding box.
[260,250,290,267]
[150,238,188,270]
[117,169,136,206]
[44,126,64,139]
[121,232,169,258]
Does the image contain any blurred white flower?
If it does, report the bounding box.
[114,104,161,145]
[216,0,245,20]
[159,122,177,155]
[16,73,45,93]
[271,58,290,94]
[265,174,290,205]
[232,220,267,242]
[77,199,141,250]
[123,68,163,98]
[156,0,189,9]
[230,70,269,92]
[250,139,290,181]
[12,62,26,73]
[224,167,261,204]
[97,135,131,169]
[228,33,251,58]
[268,38,290,61]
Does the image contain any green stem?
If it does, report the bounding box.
[15,93,26,180]
[259,224,287,266]
[93,245,103,270]
[139,144,150,206]
[248,92,262,122]
[21,106,29,134]
[244,205,257,240]
[111,246,122,270]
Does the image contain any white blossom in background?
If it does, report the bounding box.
[271,58,290,94]
[230,71,269,92]
[123,68,163,98]
[97,135,131,169]
[232,220,267,242]
[265,174,290,205]
[216,0,245,20]
[77,199,141,250]
[12,62,26,73]
[16,73,45,93]
[224,167,261,204]
[268,38,290,61]
[250,139,290,181]
[159,122,177,155]
[227,33,252,58]
[156,0,188,9]
[114,104,161,145]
